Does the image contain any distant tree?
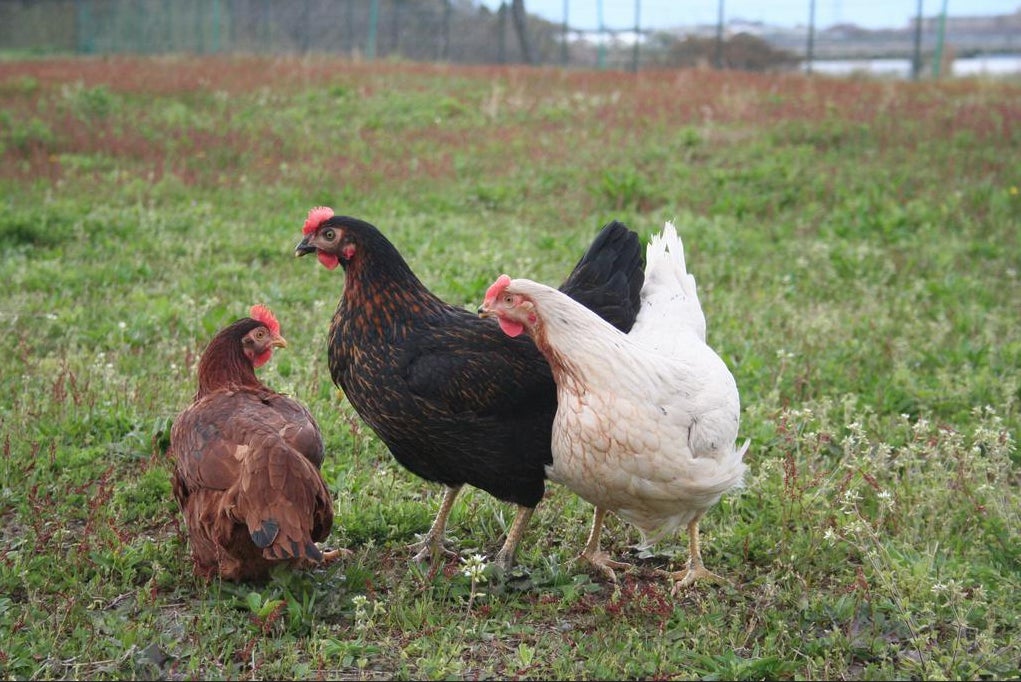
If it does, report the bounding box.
[657,32,801,72]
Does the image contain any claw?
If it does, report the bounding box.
[574,506,631,582]
[666,564,728,595]
[295,544,350,571]
[408,485,461,577]
[490,504,534,572]
[408,533,458,580]
[663,515,731,595]
[319,546,353,563]
[580,549,632,583]
[408,535,458,564]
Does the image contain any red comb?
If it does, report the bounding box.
[303,206,335,235]
[249,304,280,336]
[484,274,512,304]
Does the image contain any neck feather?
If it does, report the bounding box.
[342,245,450,319]
[525,286,627,392]
[195,333,266,398]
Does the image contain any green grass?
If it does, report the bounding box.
[1,55,1019,679]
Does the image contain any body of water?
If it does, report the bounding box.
[807,53,1021,78]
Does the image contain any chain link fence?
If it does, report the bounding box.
[2,0,1019,76]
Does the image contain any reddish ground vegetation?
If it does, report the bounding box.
[1,56,1017,190]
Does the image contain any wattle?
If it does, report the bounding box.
[318,252,340,270]
[498,318,524,338]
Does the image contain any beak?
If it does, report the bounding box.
[271,333,288,349]
[478,306,491,318]
[294,236,316,257]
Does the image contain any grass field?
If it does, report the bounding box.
[1,55,1019,680]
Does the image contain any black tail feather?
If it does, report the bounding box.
[251,519,280,549]
[559,220,645,333]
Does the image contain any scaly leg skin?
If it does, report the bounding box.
[668,515,727,595]
[295,545,352,571]
[492,505,534,572]
[319,546,353,563]
[579,506,631,582]
[409,485,461,573]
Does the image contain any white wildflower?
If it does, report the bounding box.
[351,594,378,631]
[840,488,862,513]
[461,553,488,584]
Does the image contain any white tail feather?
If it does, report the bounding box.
[629,221,707,352]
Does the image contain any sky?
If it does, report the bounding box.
[479,0,1021,31]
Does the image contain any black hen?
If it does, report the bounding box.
[295,209,643,571]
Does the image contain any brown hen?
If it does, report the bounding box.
[169,305,340,581]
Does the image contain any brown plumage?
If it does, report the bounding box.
[169,305,338,581]
[295,210,644,572]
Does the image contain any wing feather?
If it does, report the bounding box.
[169,388,333,579]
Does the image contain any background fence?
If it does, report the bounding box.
[1,0,1019,77]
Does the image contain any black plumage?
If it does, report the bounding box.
[295,213,643,570]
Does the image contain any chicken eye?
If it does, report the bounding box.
[323,228,336,241]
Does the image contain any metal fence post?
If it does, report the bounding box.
[368,0,378,59]
[911,0,924,79]
[932,0,948,77]
[75,0,92,54]
[806,0,816,74]
[714,0,725,68]
[632,0,640,72]
[561,0,569,65]
[212,0,221,53]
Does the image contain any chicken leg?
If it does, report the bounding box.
[492,505,534,571]
[319,546,353,562]
[668,514,727,594]
[409,485,461,572]
[291,544,352,571]
[579,506,631,582]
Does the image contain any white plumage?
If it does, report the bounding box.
[631,220,707,349]
[481,221,748,591]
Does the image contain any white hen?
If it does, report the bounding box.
[480,221,748,591]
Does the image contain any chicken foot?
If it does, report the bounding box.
[291,545,352,571]
[492,505,534,571]
[579,506,631,582]
[409,485,461,572]
[319,546,354,563]
[667,515,727,594]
